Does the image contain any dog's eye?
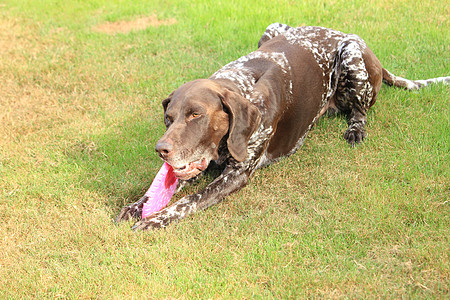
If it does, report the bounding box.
[191,113,201,118]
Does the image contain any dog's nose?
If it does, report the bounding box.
[155,140,174,159]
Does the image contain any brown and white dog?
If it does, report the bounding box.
[116,23,449,230]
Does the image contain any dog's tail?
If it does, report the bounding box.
[382,68,450,90]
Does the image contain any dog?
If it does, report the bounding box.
[116,23,449,230]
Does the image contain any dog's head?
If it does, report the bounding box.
[155,79,261,180]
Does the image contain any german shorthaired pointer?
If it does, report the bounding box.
[116,23,449,230]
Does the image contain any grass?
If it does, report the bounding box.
[0,0,448,298]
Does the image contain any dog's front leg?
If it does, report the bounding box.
[132,165,250,230]
[115,172,204,223]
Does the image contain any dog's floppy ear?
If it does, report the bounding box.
[162,92,174,127]
[162,91,174,113]
[220,90,261,162]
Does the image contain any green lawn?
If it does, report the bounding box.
[0,0,448,298]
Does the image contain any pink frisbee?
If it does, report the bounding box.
[141,162,178,218]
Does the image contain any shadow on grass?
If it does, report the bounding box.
[64,114,227,220]
[63,116,166,214]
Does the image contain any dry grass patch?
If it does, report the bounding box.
[93,15,177,34]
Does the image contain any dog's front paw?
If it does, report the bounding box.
[130,196,196,230]
[115,196,148,223]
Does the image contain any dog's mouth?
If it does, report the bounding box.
[171,157,208,180]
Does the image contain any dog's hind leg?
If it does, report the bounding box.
[334,40,382,145]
